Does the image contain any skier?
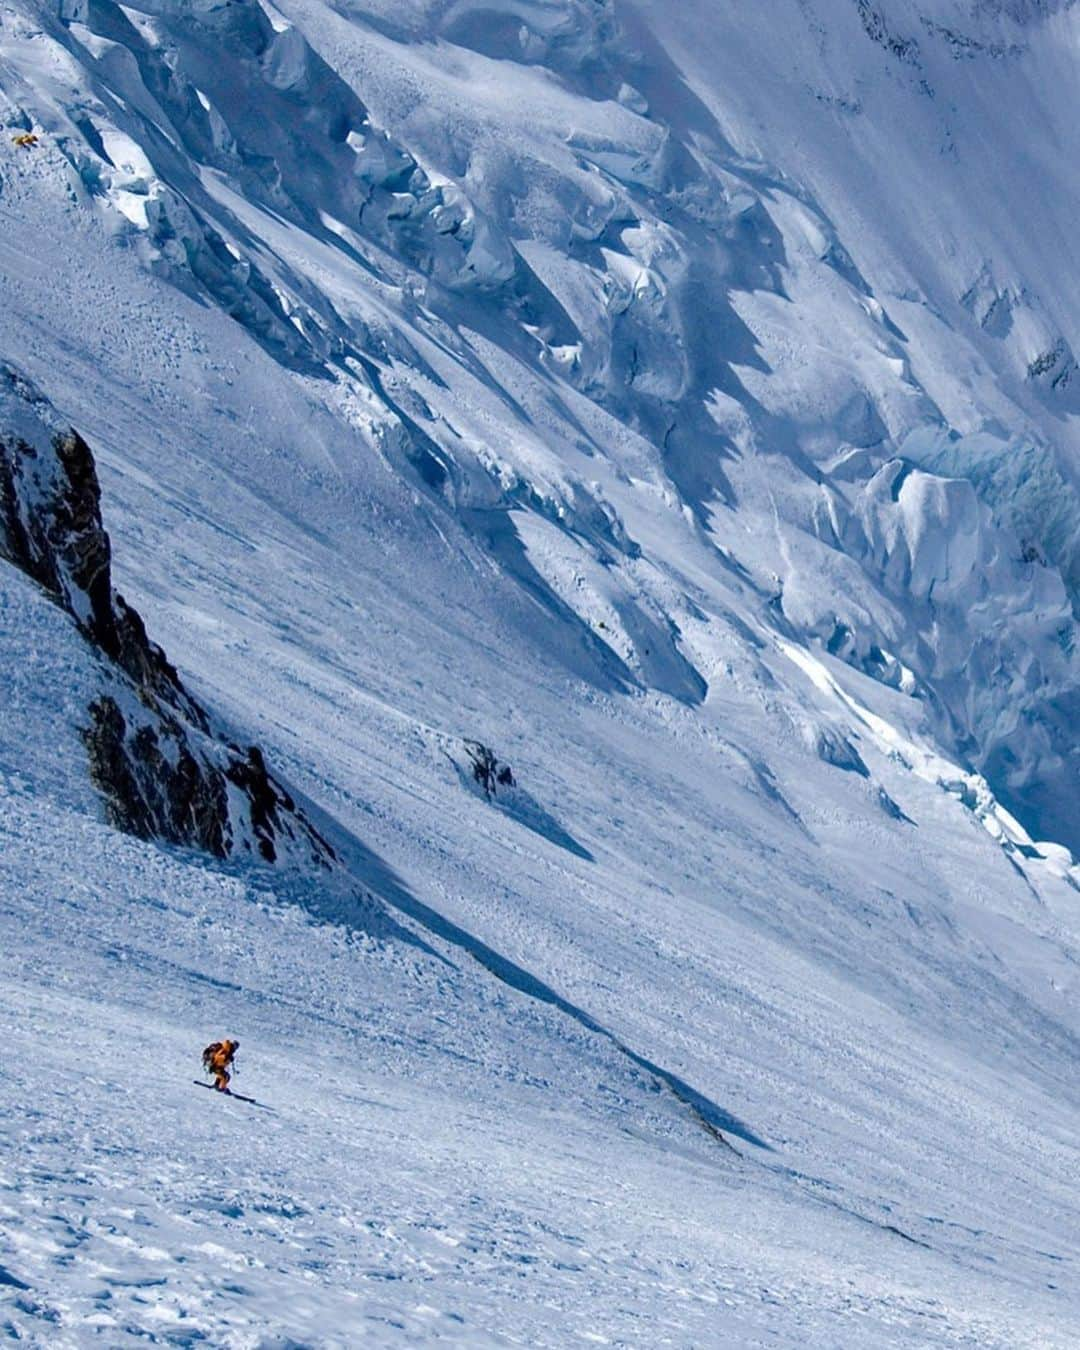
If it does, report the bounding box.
[202,1038,240,1092]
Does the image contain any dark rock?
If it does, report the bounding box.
[0,362,333,870]
[464,740,515,800]
[225,744,336,866]
[854,0,921,65]
[816,728,870,778]
[83,695,231,856]
[877,786,914,824]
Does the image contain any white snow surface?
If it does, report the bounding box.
[2,0,1080,1344]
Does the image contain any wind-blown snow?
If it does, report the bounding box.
[2,0,1080,1344]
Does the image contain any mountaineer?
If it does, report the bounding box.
[201,1038,240,1092]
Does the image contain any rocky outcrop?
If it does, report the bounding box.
[854,0,921,64]
[83,695,230,855]
[445,737,591,861]
[0,362,334,869]
[0,366,205,724]
[463,741,516,801]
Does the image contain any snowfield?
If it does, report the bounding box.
[3,559,1079,1346]
[2,0,1080,1344]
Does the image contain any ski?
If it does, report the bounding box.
[193,1080,259,1104]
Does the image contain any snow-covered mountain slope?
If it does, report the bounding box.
[4,0,1080,845]
[2,0,1080,1343]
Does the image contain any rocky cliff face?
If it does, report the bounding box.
[0,362,335,869]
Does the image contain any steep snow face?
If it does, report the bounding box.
[3,1,1080,1341]
[3,655,1079,1346]
[3,0,1078,842]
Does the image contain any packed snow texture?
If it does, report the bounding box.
[1,0,1080,1344]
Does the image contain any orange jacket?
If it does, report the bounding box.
[204,1040,238,1072]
